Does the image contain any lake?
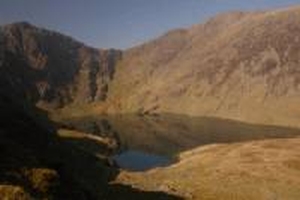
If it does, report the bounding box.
[58,114,300,171]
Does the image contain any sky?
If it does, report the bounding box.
[0,0,299,49]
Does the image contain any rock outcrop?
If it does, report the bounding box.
[0,22,122,109]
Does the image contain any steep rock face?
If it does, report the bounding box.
[0,22,122,108]
[108,7,300,126]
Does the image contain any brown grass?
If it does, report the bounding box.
[283,159,300,171]
[0,185,31,200]
[116,138,300,200]
[21,168,59,195]
[49,102,109,121]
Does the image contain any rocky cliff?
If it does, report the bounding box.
[0,22,121,109]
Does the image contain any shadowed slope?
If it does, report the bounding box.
[0,22,122,108]
[0,85,183,199]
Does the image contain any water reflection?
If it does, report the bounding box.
[59,114,300,170]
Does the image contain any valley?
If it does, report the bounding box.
[1,5,300,200]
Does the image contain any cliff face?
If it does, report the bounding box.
[107,7,300,126]
[0,22,122,109]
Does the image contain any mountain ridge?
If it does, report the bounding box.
[106,6,300,127]
[0,21,122,109]
[1,6,300,127]
[1,5,300,200]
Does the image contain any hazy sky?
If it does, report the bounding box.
[0,0,299,49]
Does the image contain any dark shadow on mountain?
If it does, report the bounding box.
[0,93,183,199]
[103,183,183,200]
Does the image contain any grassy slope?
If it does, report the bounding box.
[106,6,300,129]
[116,138,300,200]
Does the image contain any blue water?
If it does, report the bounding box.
[113,150,172,171]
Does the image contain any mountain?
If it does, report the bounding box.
[0,22,121,109]
[1,5,300,200]
[107,7,300,127]
[0,25,119,199]
[1,6,300,127]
